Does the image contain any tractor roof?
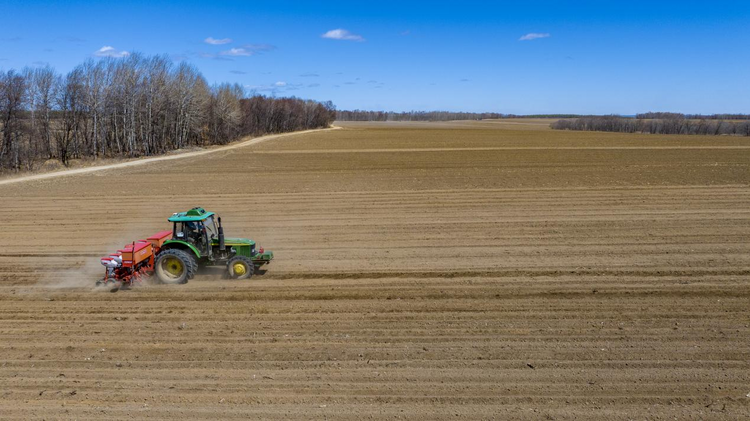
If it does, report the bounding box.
[168,207,215,222]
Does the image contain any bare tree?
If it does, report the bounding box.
[55,68,85,166]
[0,53,336,173]
[0,70,28,170]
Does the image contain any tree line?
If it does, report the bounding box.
[336,110,507,121]
[551,115,750,136]
[0,54,335,172]
[637,112,750,120]
[335,110,593,121]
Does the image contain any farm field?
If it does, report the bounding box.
[0,119,749,419]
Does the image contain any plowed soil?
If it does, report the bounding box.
[1,120,749,419]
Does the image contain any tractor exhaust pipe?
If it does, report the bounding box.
[218,217,226,251]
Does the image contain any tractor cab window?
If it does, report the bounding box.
[174,221,204,245]
[203,216,217,240]
[186,221,202,243]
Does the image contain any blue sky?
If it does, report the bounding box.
[1,0,749,114]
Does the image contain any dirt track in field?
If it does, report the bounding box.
[1,120,749,419]
[0,127,340,187]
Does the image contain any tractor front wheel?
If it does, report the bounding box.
[227,256,254,280]
[155,249,196,285]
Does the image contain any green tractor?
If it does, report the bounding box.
[154,207,273,284]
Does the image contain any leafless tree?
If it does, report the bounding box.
[0,53,336,172]
[0,70,27,170]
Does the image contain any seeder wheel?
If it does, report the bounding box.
[105,277,121,293]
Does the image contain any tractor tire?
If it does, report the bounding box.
[227,256,254,280]
[186,256,198,279]
[155,249,196,285]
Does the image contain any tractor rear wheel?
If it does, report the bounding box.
[155,249,196,284]
[227,256,254,280]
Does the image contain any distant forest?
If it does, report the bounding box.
[0,54,335,172]
[552,114,750,136]
[336,110,597,121]
[636,112,750,120]
[336,110,505,121]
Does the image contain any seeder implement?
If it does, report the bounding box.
[97,231,171,291]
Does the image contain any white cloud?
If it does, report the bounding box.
[221,48,253,56]
[274,81,287,87]
[200,52,233,61]
[219,44,275,57]
[519,33,551,41]
[321,29,364,42]
[93,46,129,58]
[205,37,232,45]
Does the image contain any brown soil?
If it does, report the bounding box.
[0,120,748,419]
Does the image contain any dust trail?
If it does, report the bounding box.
[0,126,340,186]
[37,257,103,290]
[38,229,157,291]
[34,197,210,290]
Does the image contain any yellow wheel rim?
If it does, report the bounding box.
[164,257,184,277]
[233,263,247,276]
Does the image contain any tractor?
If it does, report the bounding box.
[157,207,273,283]
[98,207,273,289]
